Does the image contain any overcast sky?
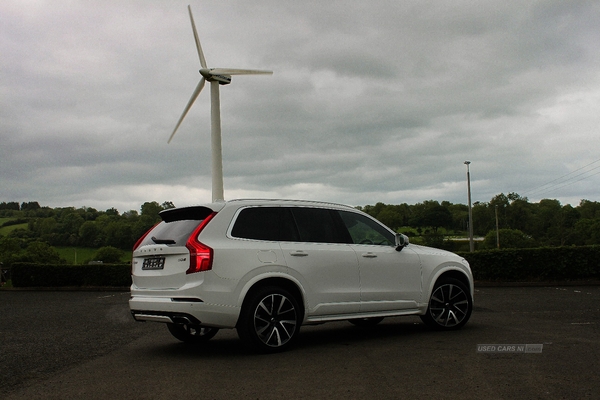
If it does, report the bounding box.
[2,0,600,213]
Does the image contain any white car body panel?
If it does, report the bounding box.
[280,241,360,316]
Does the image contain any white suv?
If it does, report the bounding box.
[130,199,473,352]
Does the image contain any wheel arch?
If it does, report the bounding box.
[237,276,306,325]
[426,266,474,303]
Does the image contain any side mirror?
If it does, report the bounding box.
[395,234,409,252]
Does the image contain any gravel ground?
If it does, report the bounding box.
[0,290,160,393]
[1,286,599,399]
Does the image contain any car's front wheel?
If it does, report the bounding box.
[420,278,472,330]
[237,286,302,353]
[167,323,219,343]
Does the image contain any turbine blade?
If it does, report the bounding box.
[188,5,207,69]
[167,78,206,143]
[209,68,273,76]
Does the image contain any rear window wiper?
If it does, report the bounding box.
[151,236,176,245]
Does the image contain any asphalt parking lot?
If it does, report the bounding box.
[1,285,599,399]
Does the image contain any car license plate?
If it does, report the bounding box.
[142,257,165,270]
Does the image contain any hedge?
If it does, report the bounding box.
[7,246,600,288]
[457,246,600,282]
[10,262,131,288]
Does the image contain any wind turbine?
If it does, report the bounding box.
[167,5,272,202]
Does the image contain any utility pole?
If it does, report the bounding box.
[464,161,474,252]
[495,205,500,248]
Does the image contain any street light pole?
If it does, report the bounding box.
[464,161,474,252]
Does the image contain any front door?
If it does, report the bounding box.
[338,210,422,311]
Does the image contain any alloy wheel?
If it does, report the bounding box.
[428,283,470,327]
[253,293,298,348]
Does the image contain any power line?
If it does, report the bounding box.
[531,168,600,198]
[522,158,600,198]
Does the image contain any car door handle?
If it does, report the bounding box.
[362,252,377,258]
[290,251,308,257]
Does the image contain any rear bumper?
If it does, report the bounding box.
[129,295,240,328]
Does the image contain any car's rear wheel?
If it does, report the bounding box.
[237,286,301,353]
[167,323,219,343]
[349,317,384,327]
[420,278,472,330]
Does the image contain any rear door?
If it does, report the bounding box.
[280,207,361,317]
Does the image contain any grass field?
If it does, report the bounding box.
[55,247,132,264]
[0,223,28,236]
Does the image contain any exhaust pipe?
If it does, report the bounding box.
[171,315,194,325]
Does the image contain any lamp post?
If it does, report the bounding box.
[464,161,474,252]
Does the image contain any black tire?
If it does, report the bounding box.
[167,323,219,343]
[237,286,302,353]
[420,278,472,330]
[349,317,384,327]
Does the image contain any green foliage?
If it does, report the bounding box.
[6,194,600,255]
[0,201,171,250]
[409,200,453,233]
[11,262,132,287]
[9,246,600,287]
[92,246,124,263]
[458,246,600,282]
[359,194,600,250]
[460,246,600,282]
[0,201,20,211]
[482,229,537,249]
[0,223,28,236]
[0,237,66,266]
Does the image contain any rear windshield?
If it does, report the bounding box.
[139,219,202,247]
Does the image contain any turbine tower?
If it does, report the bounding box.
[167,5,272,202]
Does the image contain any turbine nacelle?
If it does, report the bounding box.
[200,68,274,85]
[200,69,231,85]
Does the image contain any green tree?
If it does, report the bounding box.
[410,200,452,233]
[482,229,537,249]
[79,221,101,247]
[0,237,23,266]
[4,241,66,265]
[141,201,163,218]
[446,202,468,231]
[92,246,124,263]
[103,220,134,249]
[577,199,600,219]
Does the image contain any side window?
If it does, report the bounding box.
[231,207,298,241]
[290,208,350,244]
[338,210,395,246]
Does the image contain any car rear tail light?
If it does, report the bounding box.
[186,212,216,274]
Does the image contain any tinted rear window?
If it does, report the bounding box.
[291,208,349,243]
[231,206,352,244]
[231,207,299,241]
